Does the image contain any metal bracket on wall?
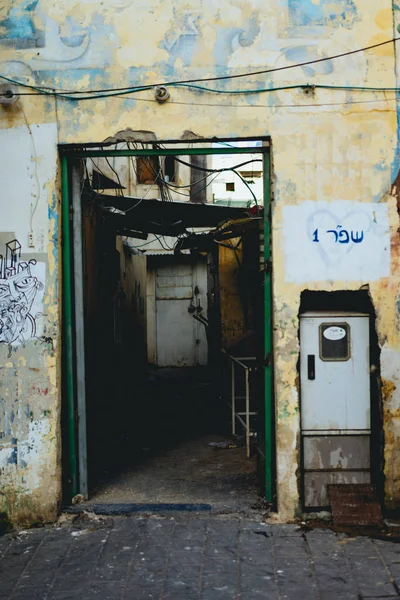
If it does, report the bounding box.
[264,259,272,274]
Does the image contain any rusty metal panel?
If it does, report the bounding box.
[328,484,383,526]
[304,471,370,508]
[304,436,370,470]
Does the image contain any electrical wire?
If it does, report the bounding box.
[104,156,125,196]
[129,146,221,200]
[231,168,259,211]
[129,237,157,249]
[124,168,163,212]
[1,35,398,98]
[118,93,398,110]
[172,157,263,174]
[5,82,400,102]
[19,100,41,236]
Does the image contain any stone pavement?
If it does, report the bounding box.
[1,514,400,600]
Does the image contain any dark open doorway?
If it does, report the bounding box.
[60,139,274,512]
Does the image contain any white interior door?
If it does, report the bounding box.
[155,261,207,367]
[300,313,370,433]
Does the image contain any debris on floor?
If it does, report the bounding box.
[208,440,237,449]
[72,510,114,530]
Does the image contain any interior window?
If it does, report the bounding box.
[164,156,176,182]
[136,156,159,184]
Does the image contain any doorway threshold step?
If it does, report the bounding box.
[64,503,213,515]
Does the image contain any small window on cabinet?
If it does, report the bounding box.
[319,323,350,361]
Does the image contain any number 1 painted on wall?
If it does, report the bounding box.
[312,229,319,242]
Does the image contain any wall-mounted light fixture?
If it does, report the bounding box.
[153,86,170,103]
[0,83,18,106]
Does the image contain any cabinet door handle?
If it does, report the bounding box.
[307,355,315,380]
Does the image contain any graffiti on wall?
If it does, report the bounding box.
[282,201,390,283]
[0,239,44,344]
[312,224,364,245]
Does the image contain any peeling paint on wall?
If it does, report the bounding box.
[0,0,400,523]
[0,121,59,524]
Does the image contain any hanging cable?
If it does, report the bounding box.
[173,156,262,174]
[1,36,398,98]
[19,101,41,238]
[112,93,399,110]
[104,156,125,196]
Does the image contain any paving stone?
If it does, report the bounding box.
[167,563,202,579]
[19,568,56,586]
[349,556,396,596]
[125,590,160,600]
[202,557,239,573]
[240,576,278,599]
[274,556,311,570]
[163,578,200,596]
[92,563,130,582]
[50,592,89,600]
[240,593,276,600]
[86,582,126,599]
[9,586,50,600]
[270,525,301,537]
[3,515,400,599]
[341,537,379,556]
[168,549,203,564]
[202,572,239,589]
[204,544,237,559]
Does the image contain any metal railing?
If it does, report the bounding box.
[221,350,258,458]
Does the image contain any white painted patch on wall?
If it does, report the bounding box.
[0,122,58,253]
[282,201,390,282]
[19,419,51,490]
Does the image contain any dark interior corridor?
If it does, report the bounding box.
[88,367,259,511]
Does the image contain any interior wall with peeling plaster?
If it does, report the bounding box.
[0,0,400,522]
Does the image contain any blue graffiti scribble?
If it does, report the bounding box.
[289,0,358,29]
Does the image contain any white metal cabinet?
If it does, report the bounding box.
[299,312,371,507]
[300,313,370,433]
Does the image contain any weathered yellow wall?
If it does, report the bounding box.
[0,0,400,521]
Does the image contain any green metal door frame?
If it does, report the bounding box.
[60,139,275,504]
[263,151,274,505]
[61,155,78,499]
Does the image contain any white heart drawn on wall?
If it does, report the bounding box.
[307,209,376,266]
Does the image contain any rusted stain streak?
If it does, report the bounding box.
[391,169,400,220]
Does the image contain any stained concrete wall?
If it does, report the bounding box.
[116,237,147,368]
[0,0,400,521]
[0,123,60,523]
